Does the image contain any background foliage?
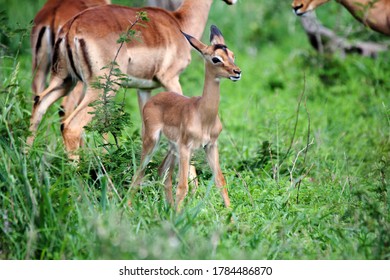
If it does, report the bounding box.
[0,0,389,259]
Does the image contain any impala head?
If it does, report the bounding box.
[292,0,330,15]
[222,0,238,5]
[183,25,241,82]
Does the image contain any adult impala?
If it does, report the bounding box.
[27,0,238,157]
[31,0,110,95]
[133,25,241,210]
[291,0,390,35]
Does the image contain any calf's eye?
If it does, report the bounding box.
[212,57,221,64]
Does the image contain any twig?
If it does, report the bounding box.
[289,138,315,189]
[280,73,306,167]
[302,94,311,163]
[268,140,278,182]
[296,163,315,204]
[295,92,312,203]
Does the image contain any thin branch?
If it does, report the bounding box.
[296,163,315,204]
[280,73,306,167]
[233,167,255,208]
[289,138,315,189]
[303,91,311,163]
[295,91,312,203]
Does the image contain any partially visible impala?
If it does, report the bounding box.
[27,0,238,158]
[31,0,110,95]
[133,25,241,210]
[147,0,180,10]
[291,0,390,35]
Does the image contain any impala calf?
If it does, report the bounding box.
[133,25,242,210]
[291,0,390,35]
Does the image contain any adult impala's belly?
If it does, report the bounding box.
[119,75,160,89]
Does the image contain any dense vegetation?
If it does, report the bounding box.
[0,0,389,259]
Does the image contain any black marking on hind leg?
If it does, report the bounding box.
[59,105,65,118]
[66,42,83,81]
[52,37,63,74]
[34,95,40,105]
[60,123,65,132]
[35,26,47,67]
[50,10,56,47]
[50,23,55,48]
[79,38,92,78]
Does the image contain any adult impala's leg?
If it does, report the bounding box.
[129,126,161,207]
[27,76,73,146]
[205,143,231,208]
[158,147,176,207]
[188,164,199,191]
[161,76,183,95]
[137,89,152,117]
[61,86,100,158]
[132,121,162,187]
[60,81,85,121]
[32,55,50,96]
[175,145,191,211]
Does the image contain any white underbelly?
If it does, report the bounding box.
[120,75,160,89]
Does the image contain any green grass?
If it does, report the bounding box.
[0,0,389,260]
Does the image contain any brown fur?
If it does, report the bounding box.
[31,0,110,95]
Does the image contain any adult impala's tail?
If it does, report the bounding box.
[31,24,54,95]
